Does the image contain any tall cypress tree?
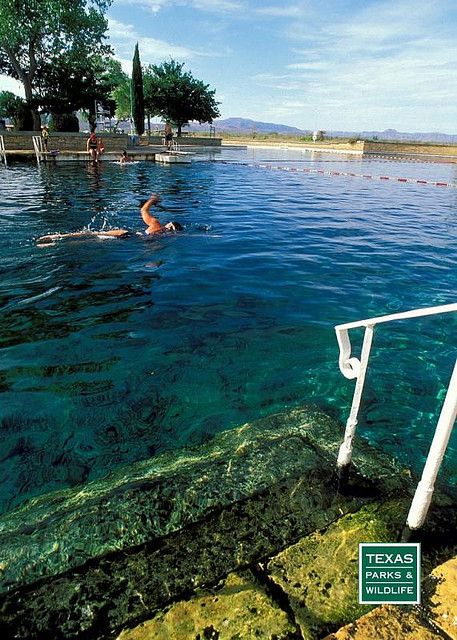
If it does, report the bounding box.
[131,43,144,136]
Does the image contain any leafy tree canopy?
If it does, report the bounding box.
[0,0,112,129]
[0,90,33,129]
[144,59,220,135]
[0,90,23,118]
[111,76,131,122]
[36,55,125,117]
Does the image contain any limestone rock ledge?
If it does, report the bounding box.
[115,503,457,640]
[267,501,405,639]
[0,406,441,639]
[117,571,300,640]
[324,556,457,640]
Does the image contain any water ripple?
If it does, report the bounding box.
[0,150,456,513]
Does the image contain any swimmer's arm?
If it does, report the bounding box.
[36,229,129,244]
[38,231,90,243]
[140,196,162,231]
[99,229,130,237]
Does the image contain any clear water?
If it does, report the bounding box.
[1,147,457,515]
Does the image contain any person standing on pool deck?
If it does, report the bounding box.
[41,125,49,151]
[140,193,182,234]
[164,122,173,150]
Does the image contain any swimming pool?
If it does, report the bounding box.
[1,147,456,515]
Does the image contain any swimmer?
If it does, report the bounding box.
[36,194,183,245]
[164,122,173,150]
[119,150,133,164]
[139,193,183,235]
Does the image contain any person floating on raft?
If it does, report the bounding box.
[36,194,183,245]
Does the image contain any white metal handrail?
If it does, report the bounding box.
[161,137,181,152]
[32,135,44,164]
[335,302,457,531]
[0,135,6,167]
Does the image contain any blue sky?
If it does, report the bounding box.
[2,0,457,132]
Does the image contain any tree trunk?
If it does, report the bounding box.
[30,106,41,131]
[4,45,41,130]
[12,68,40,130]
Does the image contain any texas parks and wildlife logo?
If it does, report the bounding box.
[359,543,421,604]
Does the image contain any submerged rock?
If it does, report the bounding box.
[0,406,411,639]
[267,500,410,639]
[117,571,299,640]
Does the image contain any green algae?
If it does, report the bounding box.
[268,500,410,639]
[117,571,300,640]
[0,406,412,639]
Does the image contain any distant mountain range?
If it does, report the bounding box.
[189,118,457,143]
[189,117,305,135]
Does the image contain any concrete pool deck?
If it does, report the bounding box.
[221,139,457,163]
[3,147,198,163]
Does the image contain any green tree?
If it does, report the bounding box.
[0,91,33,129]
[131,43,144,136]
[0,0,112,130]
[104,59,130,124]
[112,77,131,123]
[32,54,123,130]
[143,69,155,134]
[144,60,220,136]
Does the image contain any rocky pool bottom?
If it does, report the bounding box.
[0,407,456,639]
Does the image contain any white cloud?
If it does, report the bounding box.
[113,0,167,11]
[286,61,329,70]
[282,100,307,108]
[252,72,307,91]
[108,17,198,65]
[255,4,306,18]
[263,0,457,130]
[113,0,243,13]
[191,0,243,10]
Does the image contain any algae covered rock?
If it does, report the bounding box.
[324,604,442,640]
[0,407,411,639]
[117,571,299,640]
[324,553,457,640]
[267,500,410,639]
[427,556,457,638]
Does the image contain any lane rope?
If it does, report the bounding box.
[250,163,456,188]
[216,160,457,188]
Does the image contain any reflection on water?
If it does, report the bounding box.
[0,149,457,513]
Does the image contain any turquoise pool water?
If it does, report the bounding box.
[1,147,457,514]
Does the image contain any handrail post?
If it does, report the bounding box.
[406,358,457,530]
[337,325,374,481]
[335,303,457,531]
[0,135,6,167]
[32,135,43,164]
